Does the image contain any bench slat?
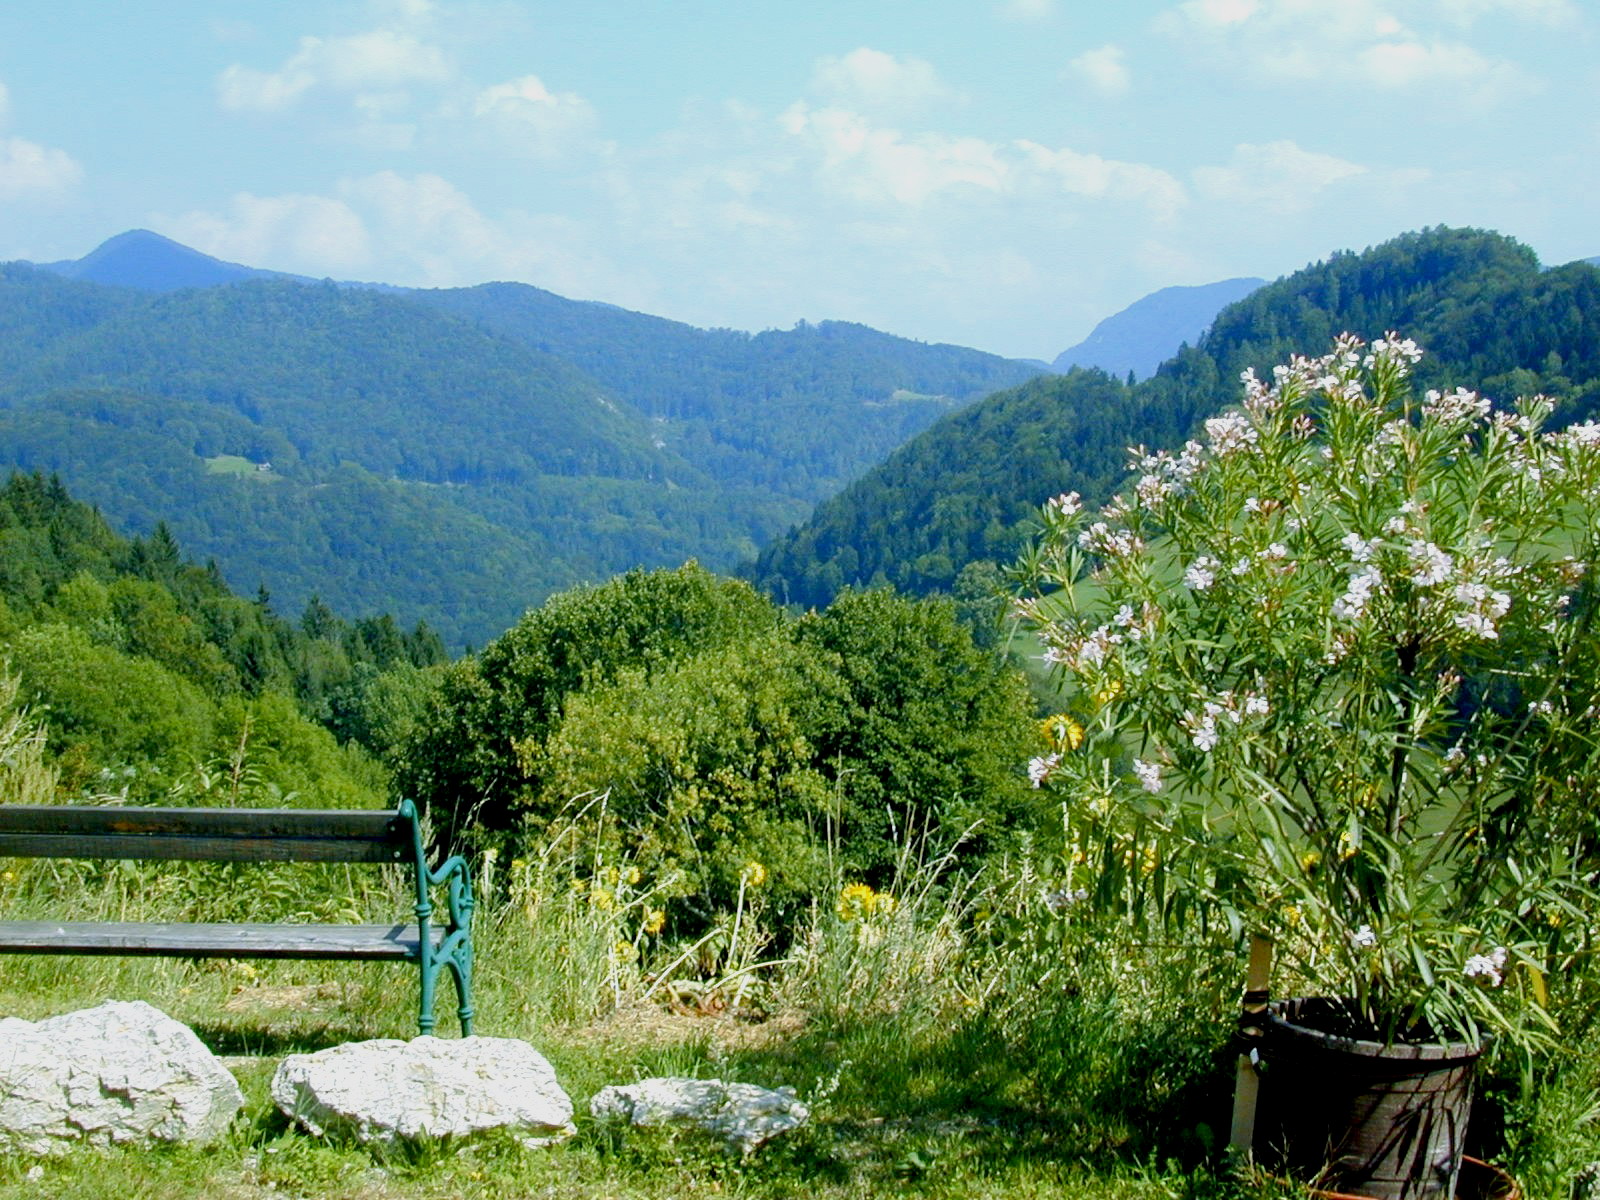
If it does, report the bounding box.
[0,920,440,960]
[0,806,409,863]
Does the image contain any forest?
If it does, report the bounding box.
[752,228,1600,608]
[0,256,1040,648]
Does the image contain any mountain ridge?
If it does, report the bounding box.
[751,228,1600,609]
[0,240,1044,646]
[1051,277,1264,381]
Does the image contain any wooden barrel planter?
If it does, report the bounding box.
[1251,998,1482,1200]
[1306,1157,1520,1200]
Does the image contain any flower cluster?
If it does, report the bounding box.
[1016,332,1600,1050]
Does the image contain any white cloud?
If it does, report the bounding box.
[0,81,10,123]
[1358,39,1524,92]
[1156,0,1542,105]
[781,104,1008,207]
[1192,140,1368,212]
[1433,0,1580,26]
[1017,141,1185,219]
[165,192,373,274]
[999,0,1056,20]
[1067,45,1131,97]
[217,29,452,113]
[0,136,84,200]
[809,49,957,116]
[473,75,598,156]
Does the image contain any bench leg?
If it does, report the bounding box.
[418,930,474,1037]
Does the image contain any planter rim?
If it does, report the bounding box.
[1264,996,1482,1062]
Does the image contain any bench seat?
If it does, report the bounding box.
[0,920,443,960]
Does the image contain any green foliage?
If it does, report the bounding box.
[401,566,1039,926]
[793,589,1039,880]
[0,470,432,808]
[754,228,1600,611]
[1016,334,1600,1050]
[0,263,1042,648]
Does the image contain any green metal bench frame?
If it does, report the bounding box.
[0,799,474,1036]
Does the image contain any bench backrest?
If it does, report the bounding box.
[0,806,412,864]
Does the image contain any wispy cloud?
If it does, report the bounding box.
[1156,0,1548,107]
[1067,46,1132,97]
[217,29,454,114]
[808,49,959,116]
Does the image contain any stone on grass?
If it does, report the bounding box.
[0,1000,243,1155]
[589,1077,809,1154]
[271,1036,574,1148]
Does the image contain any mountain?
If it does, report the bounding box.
[410,285,1043,503]
[1051,277,1264,381]
[751,228,1600,610]
[36,229,296,292]
[0,237,1044,647]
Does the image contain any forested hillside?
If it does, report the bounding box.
[0,243,1041,648]
[752,228,1600,609]
[415,285,1043,503]
[0,471,441,806]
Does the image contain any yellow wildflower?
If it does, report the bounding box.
[837,882,876,920]
[1300,850,1321,872]
[1094,680,1124,706]
[643,908,666,935]
[589,886,615,911]
[1040,714,1085,751]
[624,865,642,886]
[742,861,767,888]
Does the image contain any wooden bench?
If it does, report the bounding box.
[0,799,474,1036]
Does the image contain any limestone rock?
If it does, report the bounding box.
[589,1077,809,1154]
[271,1036,574,1147]
[0,1000,243,1155]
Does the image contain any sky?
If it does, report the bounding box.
[1,0,1596,362]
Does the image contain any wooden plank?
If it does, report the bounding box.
[0,806,411,862]
[0,920,442,961]
[0,832,407,863]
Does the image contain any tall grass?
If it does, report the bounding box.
[3,780,1596,1198]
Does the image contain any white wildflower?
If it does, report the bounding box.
[1045,491,1083,519]
[1423,386,1491,426]
[1132,759,1163,794]
[1351,924,1378,950]
[1042,886,1090,912]
[1205,411,1258,457]
[1407,540,1454,586]
[1341,532,1375,563]
[1463,946,1507,988]
[1334,565,1382,621]
[1184,556,1218,591]
[1029,754,1061,789]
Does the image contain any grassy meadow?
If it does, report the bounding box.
[2,822,1597,1200]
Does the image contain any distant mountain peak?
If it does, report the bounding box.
[41,229,289,292]
[1052,277,1265,381]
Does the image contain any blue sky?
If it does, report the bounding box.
[1,0,1595,360]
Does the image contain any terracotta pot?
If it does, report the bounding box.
[1252,997,1482,1200]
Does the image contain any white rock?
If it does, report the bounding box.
[590,1077,809,1154]
[271,1036,574,1147]
[0,1000,243,1155]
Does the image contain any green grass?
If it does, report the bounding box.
[204,454,280,480]
[0,842,1591,1199]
